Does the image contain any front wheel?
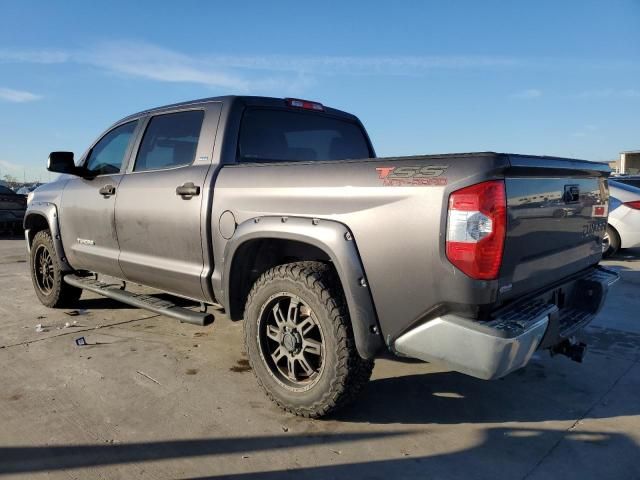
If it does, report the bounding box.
[30,230,82,307]
[243,261,373,417]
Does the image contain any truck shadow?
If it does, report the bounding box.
[181,427,639,479]
[334,329,640,426]
[0,432,404,475]
[0,427,636,479]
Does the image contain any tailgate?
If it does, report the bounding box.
[499,155,609,300]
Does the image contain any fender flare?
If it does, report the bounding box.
[23,202,73,272]
[221,216,383,359]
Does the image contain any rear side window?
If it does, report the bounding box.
[134,110,204,172]
[85,121,138,175]
[238,109,371,162]
[0,186,15,195]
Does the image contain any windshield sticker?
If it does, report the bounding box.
[376,165,448,186]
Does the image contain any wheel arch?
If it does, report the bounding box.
[221,216,383,359]
[23,204,73,272]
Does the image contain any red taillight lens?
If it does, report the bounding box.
[624,200,640,210]
[446,180,506,280]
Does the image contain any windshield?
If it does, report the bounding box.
[238,109,371,162]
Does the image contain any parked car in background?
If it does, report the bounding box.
[612,175,640,190]
[16,183,45,195]
[0,185,27,233]
[603,180,640,257]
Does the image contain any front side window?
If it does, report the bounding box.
[85,121,138,175]
[134,110,204,172]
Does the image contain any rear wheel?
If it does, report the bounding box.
[602,225,620,258]
[244,261,374,417]
[30,230,82,307]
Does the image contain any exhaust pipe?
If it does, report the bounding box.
[551,337,587,363]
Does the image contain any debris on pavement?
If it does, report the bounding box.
[35,324,46,333]
[75,337,87,346]
[136,370,161,385]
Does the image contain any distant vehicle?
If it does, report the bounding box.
[0,185,27,233]
[16,183,45,195]
[25,95,618,417]
[604,180,640,257]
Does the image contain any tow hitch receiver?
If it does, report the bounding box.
[551,337,587,363]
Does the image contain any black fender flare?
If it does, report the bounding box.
[23,202,73,272]
[221,216,383,359]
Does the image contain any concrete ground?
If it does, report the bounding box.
[0,237,638,480]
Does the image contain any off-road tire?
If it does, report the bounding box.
[30,230,82,308]
[603,225,620,258]
[244,261,374,417]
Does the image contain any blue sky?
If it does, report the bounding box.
[0,0,638,181]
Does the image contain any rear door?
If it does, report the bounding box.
[115,103,220,300]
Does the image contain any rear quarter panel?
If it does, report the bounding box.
[212,154,510,342]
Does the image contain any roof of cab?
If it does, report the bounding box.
[118,95,358,124]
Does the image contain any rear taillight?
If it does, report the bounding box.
[624,200,640,210]
[446,180,506,280]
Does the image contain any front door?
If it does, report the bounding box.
[59,120,139,277]
[115,106,219,300]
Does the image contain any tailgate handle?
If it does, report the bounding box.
[563,185,580,203]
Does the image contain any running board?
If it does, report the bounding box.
[63,274,213,326]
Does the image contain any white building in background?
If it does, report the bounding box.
[620,151,640,174]
[611,150,640,174]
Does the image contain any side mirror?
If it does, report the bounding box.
[47,151,78,175]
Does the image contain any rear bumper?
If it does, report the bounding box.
[392,266,619,380]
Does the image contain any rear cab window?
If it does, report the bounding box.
[238,109,371,163]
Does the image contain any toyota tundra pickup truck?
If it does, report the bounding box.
[25,96,619,417]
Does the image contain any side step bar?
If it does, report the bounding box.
[63,274,213,326]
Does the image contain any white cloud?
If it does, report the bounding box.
[510,88,542,99]
[0,87,42,103]
[0,48,69,64]
[0,41,531,94]
[573,88,640,99]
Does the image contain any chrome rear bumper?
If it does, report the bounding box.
[392,267,619,380]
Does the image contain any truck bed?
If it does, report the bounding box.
[213,152,610,342]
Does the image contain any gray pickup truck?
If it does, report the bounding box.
[25,96,618,417]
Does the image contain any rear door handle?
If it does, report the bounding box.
[176,182,200,198]
[99,185,116,197]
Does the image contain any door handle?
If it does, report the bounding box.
[99,185,116,197]
[176,182,200,197]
